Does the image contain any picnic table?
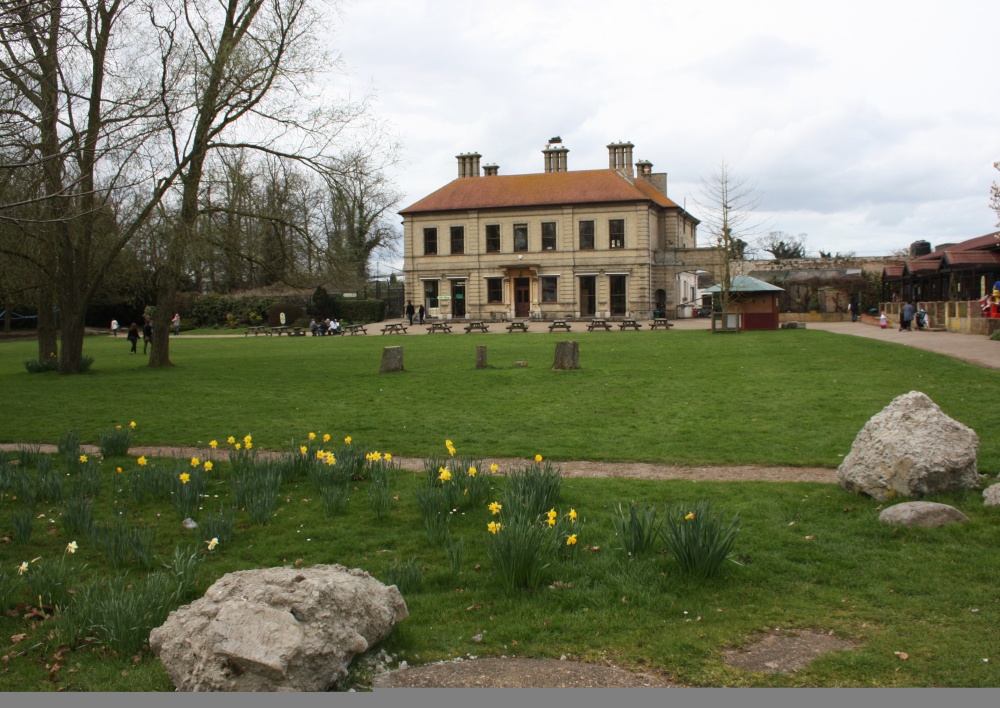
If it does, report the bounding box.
[381,323,408,335]
[548,319,572,332]
[343,324,367,335]
[618,318,642,331]
[426,322,452,334]
[464,321,490,333]
[506,320,529,333]
[586,318,611,331]
[245,326,273,337]
[649,318,673,330]
[272,326,291,336]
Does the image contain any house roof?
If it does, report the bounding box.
[704,274,784,293]
[400,169,688,215]
[943,250,1000,267]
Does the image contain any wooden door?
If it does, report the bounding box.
[514,278,530,318]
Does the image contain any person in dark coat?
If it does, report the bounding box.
[405,301,415,325]
[127,322,139,354]
[417,304,425,325]
[142,318,153,353]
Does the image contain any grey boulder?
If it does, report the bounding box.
[983,484,1000,507]
[878,501,969,527]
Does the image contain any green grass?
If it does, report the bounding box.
[2,330,999,470]
[1,330,999,689]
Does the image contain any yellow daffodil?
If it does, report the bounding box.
[227,436,236,444]
[190,457,200,467]
[488,501,502,515]
[365,452,372,461]
[129,421,137,429]
[66,541,78,554]
[18,561,28,575]
[372,451,382,461]
[547,517,557,527]
[445,439,453,447]
[204,461,213,472]
[490,463,499,473]
[488,521,501,534]
[568,508,578,521]
[323,433,331,443]
[566,534,578,546]
[179,472,191,485]
[243,435,252,445]
[547,508,558,521]
[206,537,219,550]
[308,432,316,440]
[316,450,325,459]
[246,442,252,450]
[137,456,147,466]
[468,466,477,477]
[300,445,308,455]
[447,446,456,457]
[115,425,122,429]
[209,440,218,449]
[685,512,695,521]
[79,454,88,463]
[438,468,452,482]
[385,453,392,461]
[344,436,352,444]
[535,454,543,462]
[325,454,336,466]
[116,467,122,474]
[234,443,241,450]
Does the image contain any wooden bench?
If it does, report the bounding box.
[587,318,611,331]
[272,326,292,336]
[464,321,490,333]
[618,318,642,331]
[343,324,367,335]
[506,320,529,333]
[245,326,273,337]
[649,318,673,330]
[381,323,408,335]
[289,327,306,336]
[426,322,452,334]
[548,319,572,332]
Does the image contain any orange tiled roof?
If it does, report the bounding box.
[943,251,1000,266]
[400,169,684,215]
[883,265,905,278]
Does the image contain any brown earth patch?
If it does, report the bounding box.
[723,629,858,673]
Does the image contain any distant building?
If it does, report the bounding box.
[883,232,1000,302]
[400,140,712,320]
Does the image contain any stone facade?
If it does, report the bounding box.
[401,141,712,320]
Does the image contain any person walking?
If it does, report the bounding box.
[848,297,859,323]
[405,300,415,325]
[127,322,139,354]
[879,312,888,329]
[111,318,119,337]
[417,304,425,325]
[172,313,181,336]
[142,318,153,353]
[900,301,916,331]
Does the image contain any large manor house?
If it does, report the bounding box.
[400,140,715,320]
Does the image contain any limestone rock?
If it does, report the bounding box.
[878,501,969,527]
[983,484,1000,507]
[837,391,980,501]
[149,564,408,692]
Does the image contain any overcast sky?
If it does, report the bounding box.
[331,0,1000,266]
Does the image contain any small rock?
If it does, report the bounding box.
[560,655,567,661]
[879,501,969,527]
[514,361,529,368]
[983,485,1000,507]
[181,518,198,530]
[398,660,407,670]
[471,634,483,643]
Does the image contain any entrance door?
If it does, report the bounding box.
[451,280,466,318]
[609,275,627,316]
[579,276,596,316]
[514,278,531,318]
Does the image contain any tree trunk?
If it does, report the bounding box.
[552,340,579,370]
[58,307,87,374]
[379,346,404,374]
[36,283,58,363]
[475,345,487,369]
[149,269,177,368]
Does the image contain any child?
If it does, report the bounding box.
[879,312,888,329]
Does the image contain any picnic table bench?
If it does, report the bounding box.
[548,319,572,332]
[245,326,273,336]
[381,323,408,335]
[272,326,292,336]
[587,318,611,331]
[343,324,367,335]
[649,318,673,330]
[426,322,452,334]
[464,320,490,333]
[618,318,642,331]
[506,320,529,333]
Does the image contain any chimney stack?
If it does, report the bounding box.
[455,152,482,178]
[607,141,635,177]
[483,163,499,176]
[542,144,569,173]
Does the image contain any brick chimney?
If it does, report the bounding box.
[542,145,569,173]
[483,163,499,176]
[607,141,634,177]
[456,152,482,178]
[635,159,667,193]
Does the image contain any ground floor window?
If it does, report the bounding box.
[540,276,558,302]
[609,274,627,315]
[424,280,439,309]
[486,278,503,303]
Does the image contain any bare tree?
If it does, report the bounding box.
[991,160,1000,227]
[693,161,763,312]
[759,231,807,259]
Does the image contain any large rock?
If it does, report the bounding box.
[878,501,969,527]
[149,564,408,692]
[838,391,980,501]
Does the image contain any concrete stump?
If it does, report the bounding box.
[552,340,579,370]
[379,346,404,373]
[475,345,488,369]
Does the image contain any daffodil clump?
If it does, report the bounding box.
[98,422,134,457]
[662,501,741,579]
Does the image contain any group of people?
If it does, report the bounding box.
[309,318,342,336]
[879,301,927,331]
[404,301,426,325]
[113,313,180,355]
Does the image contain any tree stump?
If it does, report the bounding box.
[552,340,579,370]
[475,345,488,369]
[379,346,404,373]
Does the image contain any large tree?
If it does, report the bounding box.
[759,231,807,259]
[694,161,762,312]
